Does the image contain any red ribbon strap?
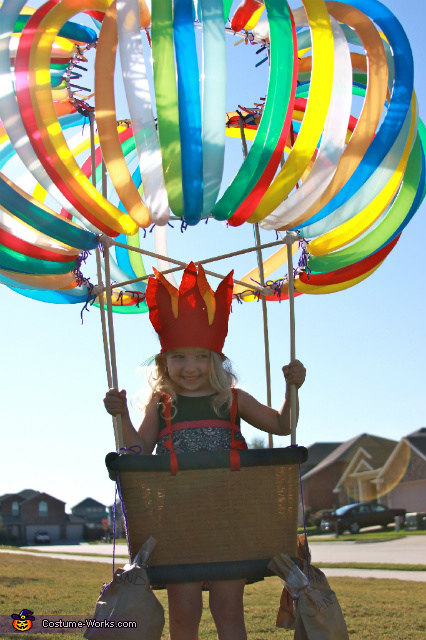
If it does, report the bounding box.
[230,388,247,471]
[161,393,178,476]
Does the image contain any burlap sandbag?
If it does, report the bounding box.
[275,534,311,629]
[269,553,349,640]
[84,537,165,639]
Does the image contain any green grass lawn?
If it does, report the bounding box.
[1,553,425,639]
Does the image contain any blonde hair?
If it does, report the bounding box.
[146,350,238,418]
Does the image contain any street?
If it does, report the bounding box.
[0,535,422,581]
[309,535,426,565]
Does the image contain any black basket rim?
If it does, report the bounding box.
[106,445,308,473]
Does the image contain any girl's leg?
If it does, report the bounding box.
[166,582,203,640]
[209,579,247,640]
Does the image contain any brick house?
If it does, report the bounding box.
[300,442,341,477]
[0,489,84,544]
[301,430,426,513]
[301,434,397,510]
[0,489,66,543]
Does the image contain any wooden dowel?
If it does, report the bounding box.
[254,224,273,449]
[96,247,119,449]
[103,242,124,451]
[89,112,97,186]
[199,240,286,266]
[100,166,123,450]
[238,113,273,449]
[90,113,120,449]
[111,236,286,262]
[109,272,263,293]
[95,249,113,390]
[99,236,287,293]
[285,232,298,446]
[101,157,107,200]
[238,114,248,157]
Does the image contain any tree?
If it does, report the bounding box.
[249,437,266,449]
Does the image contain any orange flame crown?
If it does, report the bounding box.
[145,262,234,355]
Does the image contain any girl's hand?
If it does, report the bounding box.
[282,360,306,389]
[103,388,129,416]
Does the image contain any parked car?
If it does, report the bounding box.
[34,531,50,544]
[320,503,406,534]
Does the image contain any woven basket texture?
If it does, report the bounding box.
[120,463,299,565]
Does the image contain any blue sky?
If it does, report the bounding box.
[1,0,425,512]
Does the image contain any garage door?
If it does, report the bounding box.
[26,525,61,543]
[389,480,426,512]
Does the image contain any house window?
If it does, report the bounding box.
[12,501,19,516]
[39,501,48,517]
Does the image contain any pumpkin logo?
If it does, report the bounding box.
[11,609,35,632]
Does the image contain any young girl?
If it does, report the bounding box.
[104,263,306,640]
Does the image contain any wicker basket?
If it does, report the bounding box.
[106,446,307,583]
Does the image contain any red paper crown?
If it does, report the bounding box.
[145,262,234,354]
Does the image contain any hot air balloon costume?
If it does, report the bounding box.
[0,0,424,620]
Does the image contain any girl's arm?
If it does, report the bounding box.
[103,389,160,454]
[137,395,161,453]
[237,359,306,436]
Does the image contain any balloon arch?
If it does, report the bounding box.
[0,0,423,311]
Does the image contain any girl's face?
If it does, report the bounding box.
[165,346,214,395]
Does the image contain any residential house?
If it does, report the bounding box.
[0,490,84,543]
[301,434,397,510]
[376,428,426,512]
[332,435,399,505]
[71,498,109,540]
[300,442,341,477]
